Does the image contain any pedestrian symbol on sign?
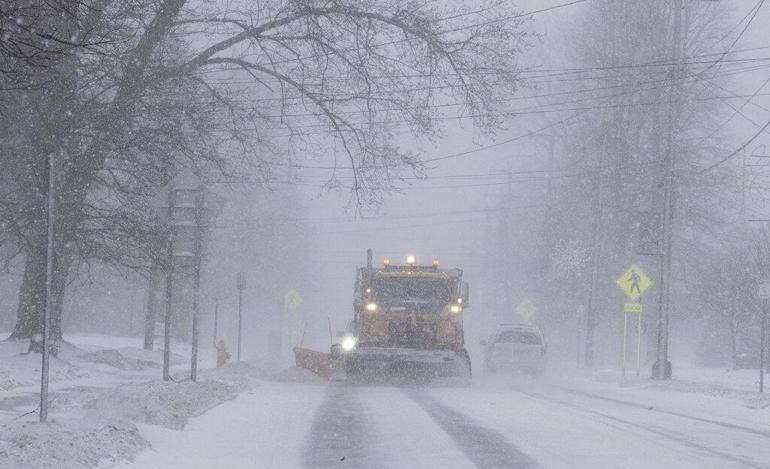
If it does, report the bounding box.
[615,264,652,300]
[628,269,642,297]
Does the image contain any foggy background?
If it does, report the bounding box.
[2,0,768,372]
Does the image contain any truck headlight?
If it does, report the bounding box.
[341,336,357,351]
[450,304,463,314]
[365,302,378,312]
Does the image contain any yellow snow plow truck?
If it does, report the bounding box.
[331,250,472,382]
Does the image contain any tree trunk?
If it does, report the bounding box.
[144,261,163,350]
[8,230,47,342]
[7,227,69,355]
[6,0,186,353]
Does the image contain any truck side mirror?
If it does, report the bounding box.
[462,283,470,306]
[336,330,346,338]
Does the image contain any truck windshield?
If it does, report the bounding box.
[372,277,451,311]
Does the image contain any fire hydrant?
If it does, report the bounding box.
[216,340,231,368]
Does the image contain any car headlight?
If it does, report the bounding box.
[341,336,357,351]
[449,304,462,314]
[365,302,378,312]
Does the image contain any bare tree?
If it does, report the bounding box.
[2,0,529,350]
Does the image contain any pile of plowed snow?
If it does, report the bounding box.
[272,365,326,384]
[0,341,88,391]
[77,349,159,371]
[0,419,148,469]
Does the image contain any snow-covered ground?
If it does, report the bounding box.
[0,334,265,468]
[3,335,770,468]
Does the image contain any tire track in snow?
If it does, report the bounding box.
[514,387,764,469]
[407,389,540,469]
[302,385,379,468]
[551,384,770,438]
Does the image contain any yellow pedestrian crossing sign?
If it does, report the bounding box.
[615,264,652,300]
[284,289,303,310]
[516,299,537,323]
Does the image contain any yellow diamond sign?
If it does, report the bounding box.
[615,264,652,300]
[284,289,303,311]
[516,299,537,323]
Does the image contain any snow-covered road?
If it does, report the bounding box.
[117,377,770,469]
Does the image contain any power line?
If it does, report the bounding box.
[700,0,766,76]
[702,120,770,173]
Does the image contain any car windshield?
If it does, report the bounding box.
[372,277,451,310]
[497,329,542,345]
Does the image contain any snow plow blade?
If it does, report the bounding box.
[345,347,471,385]
[293,347,333,380]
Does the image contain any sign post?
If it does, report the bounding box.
[615,264,652,379]
[40,151,56,423]
[236,272,246,362]
[757,281,770,393]
[284,289,303,354]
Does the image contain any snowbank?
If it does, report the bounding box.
[89,379,237,430]
[0,419,148,469]
[0,345,89,391]
[271,365,326,384]
[0,337,280,468]
[77,349,159,371]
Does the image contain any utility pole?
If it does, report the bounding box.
[585,123,609,367]
[39,151,56,423]
[653,0,684,380]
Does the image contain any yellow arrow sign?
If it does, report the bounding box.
[516,299,537,323]
[615,264,652,300]
[284,289,303,311]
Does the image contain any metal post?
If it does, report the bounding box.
[40,151,56,423]
[621,312,628,378]
[237,287,243,362]
[190,187,204,382]
[636,310,643,377]
[236,272,245,362]
[162,189,176,381]
[760,304,766,393]
[213,297,219,348]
